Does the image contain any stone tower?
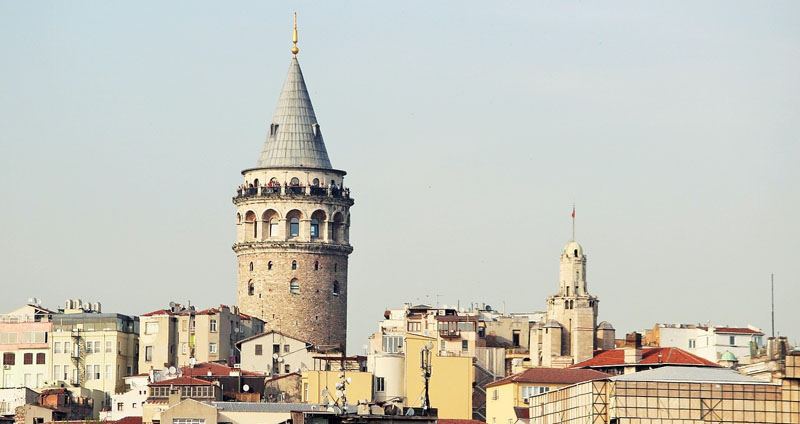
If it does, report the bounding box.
[530,240,609,368]
[233,37,353,351]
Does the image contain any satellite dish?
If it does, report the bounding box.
[169,301,175,309]
[277,357,284,363]
[294,368,301,373]
[406,408,416,416]
[321,388,330,398]
[189,357,196,367]
[242,384,250,392]
[272,353,279,359]
[161,367,169,375]
[335,389,343,398]
[168,366,176,375]
[346,377,352,384]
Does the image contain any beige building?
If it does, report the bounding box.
[237,330,313,377]
[525,359,800,424]
[138,303,264,371]
[142,376,222,424]
[50,301,139,416]
[233,34,353,351]
[529,241,615,368]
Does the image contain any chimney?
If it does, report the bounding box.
[624,333,642,364]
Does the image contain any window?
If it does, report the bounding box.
[375,376,385,392]
[284,344,290,353]
[117,403,123,411]
[314,261,319,271]
[0,333,18,344]
[292,260,297,270]
[492,389,498,400]
[24,353,33,365]
[304,383,309,402]
[105,365,112,380]
[248,280,255,296]
[268,261,273,270]
[407,322,421,332]
[209,343,217,354]
[513,330,521,347]
[521,386,550,399]
[172,419,206,424]
[462,340,469,352]
[290,279,300,294]
[310,219,319,238]
[269,219,278,237]
[24,374,31,387]
[382,336,403,353]
[284,364,290,374]
[255,345,262,356]
[145,322,159,335]
[63,365,70,381]
[729,335,736,345]
[54,342,62,354]
[210,319,217,332]
[106,341,112,353]
[145,346,153,362]
[94,364,101,380]
[290,218,299,237]
[334,263,338,272]
[249,262,254,272]
[273,344,280,354]
[54,365,61,380]
[64,342,70,356]
[688,339,696,349]
[440,340,445,352]
[36,353,45,364]
[333,281,340,296]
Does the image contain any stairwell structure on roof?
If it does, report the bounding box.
[233,18,353,352]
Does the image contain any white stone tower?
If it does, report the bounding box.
[233,21,353,351]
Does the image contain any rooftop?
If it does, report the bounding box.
[485,368,611,388]
[610,366,773,384]
[206,402,356,413]
[571,347,719,369]
[180,362,261,377]
[149,376,213,386]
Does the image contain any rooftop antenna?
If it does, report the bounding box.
[291,13,299,55]
[771,273,775,338]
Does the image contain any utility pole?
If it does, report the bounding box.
[421,343,432,411]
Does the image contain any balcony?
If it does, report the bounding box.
[439,329,461,338]
[233,184,351,201]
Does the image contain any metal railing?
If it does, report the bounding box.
[234,185,351,200]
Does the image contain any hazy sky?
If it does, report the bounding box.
[1,2,798,353]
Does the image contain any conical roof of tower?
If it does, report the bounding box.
[256,57,332,169]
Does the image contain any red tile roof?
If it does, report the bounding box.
[114,417,143,424]
[571,347,719,369]
[140,309,174,317]
[697,326,762,335]
[266,372,301,382]
[485,368,611,388]
[149,376,213,386]
[180,362,262,377]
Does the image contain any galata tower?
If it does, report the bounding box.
[233,19,353,351]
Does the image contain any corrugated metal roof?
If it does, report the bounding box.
[256,57,332,169]
[610,366,773,384]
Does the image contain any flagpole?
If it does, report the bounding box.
[572,204,575,241]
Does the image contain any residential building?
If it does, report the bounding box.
[138,303,264,371]
[13,388,93,424]
[100,374,150,421]
[302,355,372,405]
[644,322,765,364]
[0,388,37,417]
[50,301,138,415]
[233,20,354,352]
[237,331,314,377]
[485,368,610,424]
[525,359,800,424]
[179,362,265,401]
[0,304,53,390]
[142,376,222,424]
[264,373,303,402]
[571,333,719,375]
[150,401,358,424]
[529,240,616,368]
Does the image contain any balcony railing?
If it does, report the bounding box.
[439,329,461,338]
[234,184,351,200]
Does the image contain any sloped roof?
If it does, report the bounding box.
[485,368,611,388]
[256,57,332,169]
[698,326,762,335]
[236,329,312,347]
[571,347,719,369]
[114,417,143,424]
[150,376,213,386]
[180,361,261,377]
[140,309,174,317]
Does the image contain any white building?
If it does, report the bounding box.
[0,387,38,417]
[237,331,314,377]
[646,323,764,364]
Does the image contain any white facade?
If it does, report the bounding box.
[652,324,764,364]
[0,387,38,416]
[367,353,404,402]
[238,331,313,376]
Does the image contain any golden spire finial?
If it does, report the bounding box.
[291,13,299,55]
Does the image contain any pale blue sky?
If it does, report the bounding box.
[1,2,798,352]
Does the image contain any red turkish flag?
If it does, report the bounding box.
[572,207,575,218]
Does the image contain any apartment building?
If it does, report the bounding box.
[138,303,264,371]
[0,303,53,390]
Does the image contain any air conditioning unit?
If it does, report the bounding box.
[3,365,10,370]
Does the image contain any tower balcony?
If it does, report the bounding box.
[233,184,351,204]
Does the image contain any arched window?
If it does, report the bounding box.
[245,211,257,241]
[334,263,338,272]
[310,219,319,238]
[268,261,273,270]
[312,178,320,186]
[292,260,297,270]
[270,218,279,237]
[333,281,340,296]
[249,262,254,272]
[290,177,300,186]
[314,261,319,271]
[290,218,299,237]
[290,279,300,294]
[574,249,578,257]
[247,281,254,296]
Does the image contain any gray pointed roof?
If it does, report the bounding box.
[256,57,332,169]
